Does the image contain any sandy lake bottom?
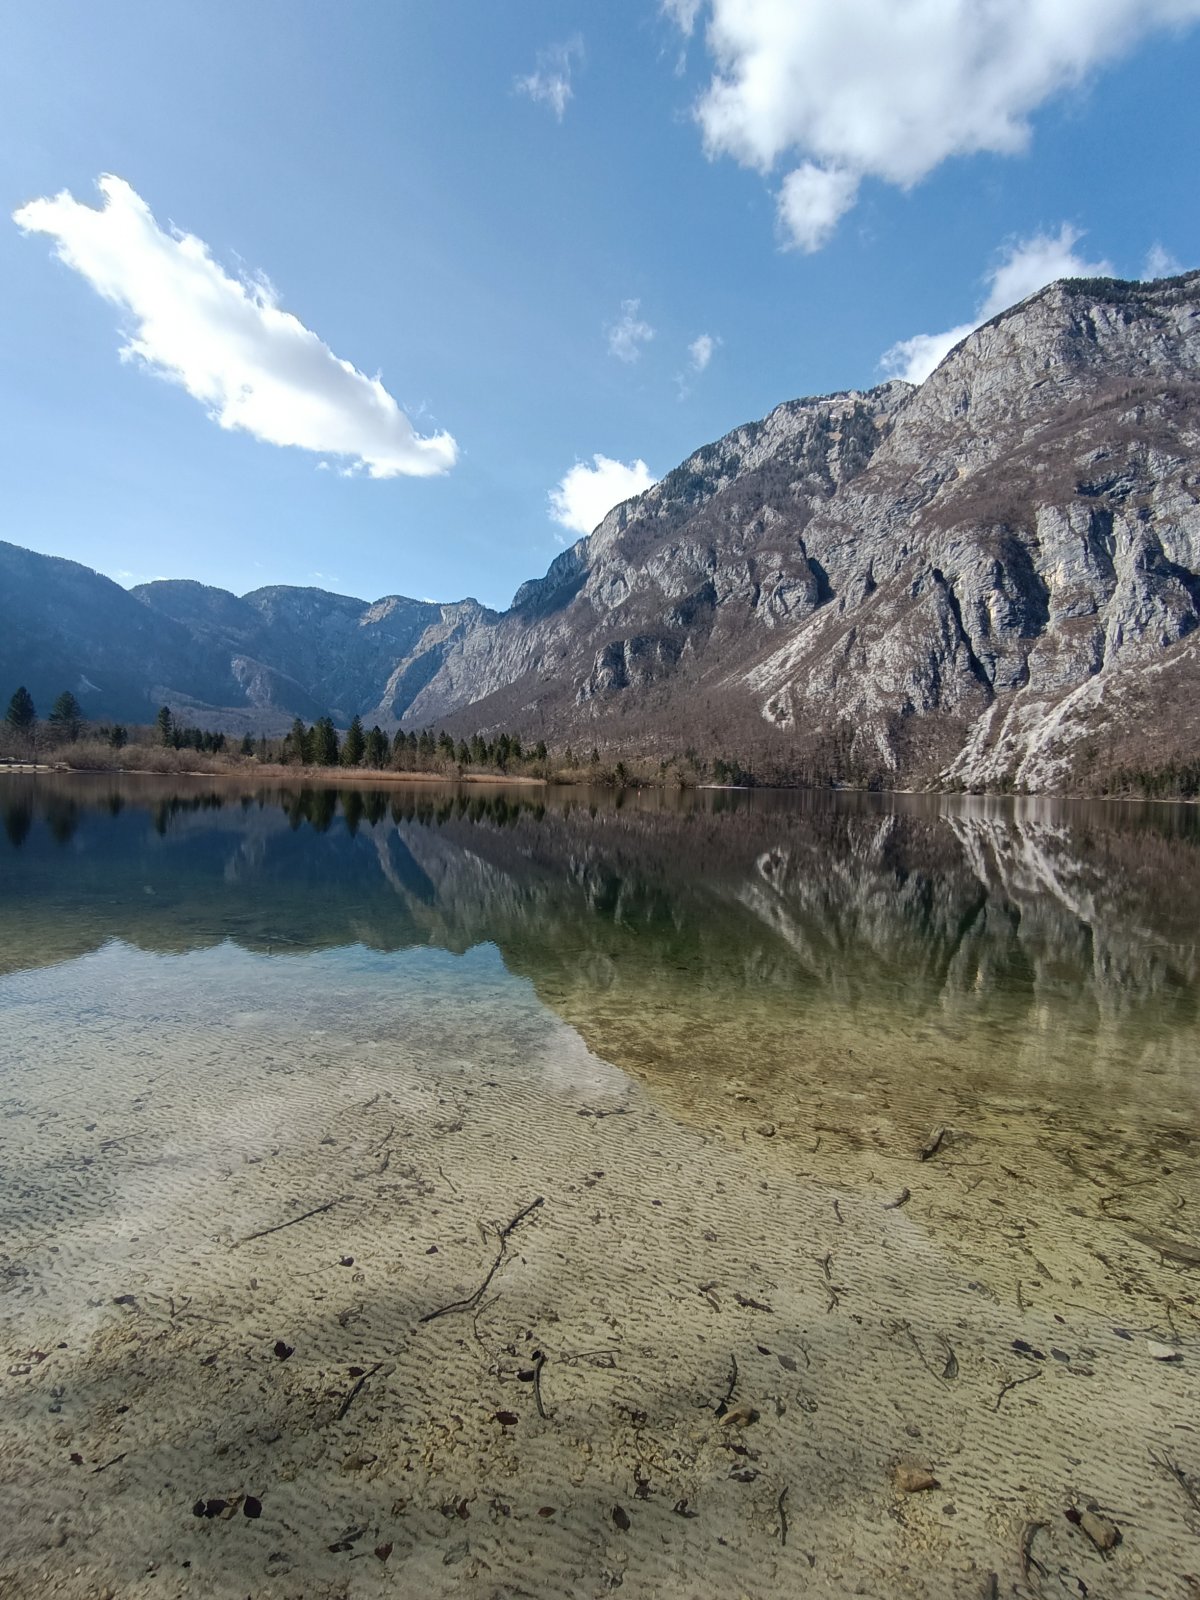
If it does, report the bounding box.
[1,777,1198,1599]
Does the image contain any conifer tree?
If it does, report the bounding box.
[156,705,174,746]
[5,686,36,735]
[49,691,83,740]
[313,716,339,765]
[364,725,387,768]
[343,714,366,766]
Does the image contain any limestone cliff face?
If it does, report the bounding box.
[395,272,1200,790]
[5,270,1199,788]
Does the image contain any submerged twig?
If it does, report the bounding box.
[714,1353,738,1418]
[994,1369,1043,1411]
[237,1196,343,1245]
[918,1126,947,1162]
[1020,1519,1048,1584]
[1151,1450,1200,1513]
[777,1485,789,1547]
[1130,1230,1200,1268]
[336,1360,383,1422]
[532,1350,550,1421]
[419,1197,544,1323]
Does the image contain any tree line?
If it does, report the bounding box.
[279,714,550,773]
[3,685,561,778]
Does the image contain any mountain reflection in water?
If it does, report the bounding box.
[3,773,1198,1134]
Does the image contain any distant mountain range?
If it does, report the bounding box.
[4,269,1200,791]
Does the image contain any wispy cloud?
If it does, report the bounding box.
[669,1,1200,251]
[13,175,457,478]
[516,38,583,121]
[661,0,702,35]
[688,332,718,372]
[549,454,657,537]
[1143,241,1184,280]
[677,331,720,398]
[881,225,1110,384]
[607,298,655,363]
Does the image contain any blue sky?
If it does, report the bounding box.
[2,0,1199,612]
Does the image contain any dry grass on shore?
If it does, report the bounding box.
[2,741,562,786]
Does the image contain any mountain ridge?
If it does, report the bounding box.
[3,268,1199,790]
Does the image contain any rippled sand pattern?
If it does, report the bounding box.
[2,935,1199,1599]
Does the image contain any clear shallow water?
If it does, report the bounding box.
[4,770,1199,1305]
[2,774,1200,1598]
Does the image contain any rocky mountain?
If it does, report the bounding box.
[411,270,1200,792]
[0,547,494,730]
[3,269,1199,789]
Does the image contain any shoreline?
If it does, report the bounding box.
[2,759,1198,806]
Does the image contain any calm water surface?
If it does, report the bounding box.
[2,773,1199,1119]
[3,774,1199,1598]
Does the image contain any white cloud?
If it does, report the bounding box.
[13,175,457,478]
[607,298,655,363]
[516,39,582,120]
[776,162,859,252]
[549,454,657,536]
[688,332,718,372]
[671,1,1200,248]
[661,0,702,35]
[1143,241,1184,279]
[882,225,1111,384]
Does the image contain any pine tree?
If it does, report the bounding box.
[240,733,254,756]
[5,686,36,733]
[343,715,366,767]
[288,717,311,764]
[49,691,83,740]
[364,725,388,768]
[456,739,470,765]
[156,705,174,747]
[534,740,548,762]
[313,716,339,765]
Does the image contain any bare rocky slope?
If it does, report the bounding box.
[403,270,1200,791]
[3,270,1199,789]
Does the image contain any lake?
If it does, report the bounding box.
[1,773,1197,1598]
